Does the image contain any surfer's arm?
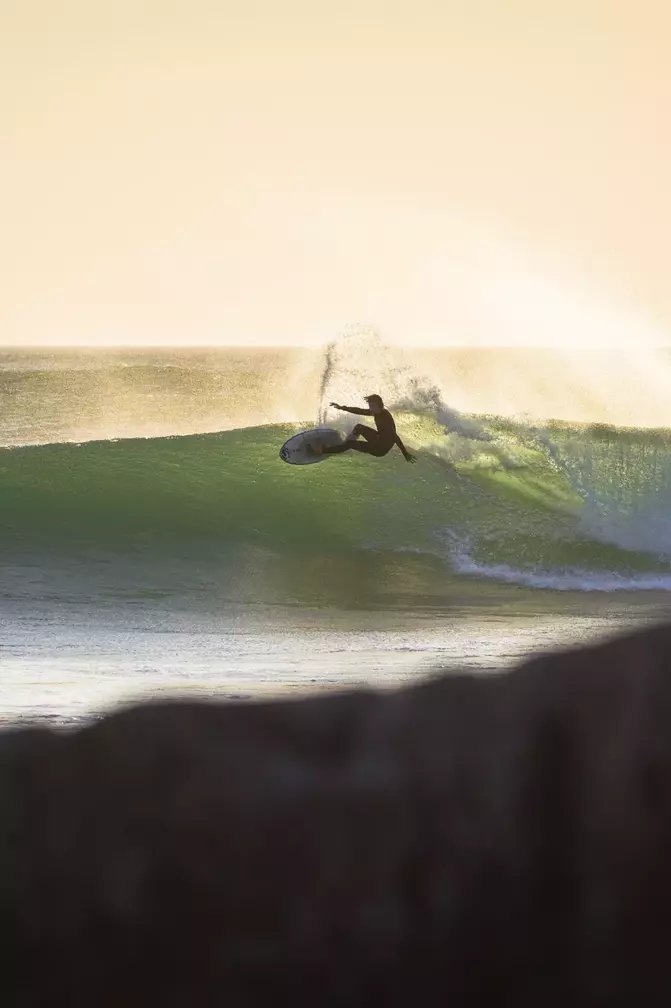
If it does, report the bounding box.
[330,403,373,415]
[395,435,417,463]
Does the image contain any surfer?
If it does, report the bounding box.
[309,395,416,463]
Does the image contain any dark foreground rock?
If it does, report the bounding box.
[3,622,671,1005]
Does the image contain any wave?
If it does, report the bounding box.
[5,335,671,599]
[4,411,671,598]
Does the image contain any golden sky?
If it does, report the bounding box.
[2,1,670,346]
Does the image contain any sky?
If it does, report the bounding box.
[2,0,671,347]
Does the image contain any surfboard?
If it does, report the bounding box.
[279,427,343,465]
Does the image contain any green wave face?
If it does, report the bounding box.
[4,415,671,606]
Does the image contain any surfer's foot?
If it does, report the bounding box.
[307,441,323,456]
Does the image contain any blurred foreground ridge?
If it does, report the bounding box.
[4,623,671,1005]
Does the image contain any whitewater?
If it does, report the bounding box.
[2,339,671,724]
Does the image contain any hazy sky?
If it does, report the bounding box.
[2,1,670,346]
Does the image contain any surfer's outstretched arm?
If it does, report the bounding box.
[329,402,373,416]
[395,435,417,464]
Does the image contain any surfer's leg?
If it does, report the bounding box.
[349,424,377,443]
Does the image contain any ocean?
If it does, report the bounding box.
[3,337,671,726]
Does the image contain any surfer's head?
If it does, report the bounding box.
[364,394,384,414]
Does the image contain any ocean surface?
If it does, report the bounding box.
[3,336,671,725]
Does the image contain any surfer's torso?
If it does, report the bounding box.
[373,409,396,451]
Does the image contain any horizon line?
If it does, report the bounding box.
[0,344,666,352]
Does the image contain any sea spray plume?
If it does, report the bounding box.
[390,379,492,442]
[317,341,337,426]
[316,328,491,442]
[6,623,671,1003]
[316,326,384,428]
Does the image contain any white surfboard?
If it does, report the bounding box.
[279,427,343,465]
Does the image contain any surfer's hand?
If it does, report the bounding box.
[404,452,417,464]
[329,402,342,410]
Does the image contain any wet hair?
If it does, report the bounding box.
[365,394,384,408]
